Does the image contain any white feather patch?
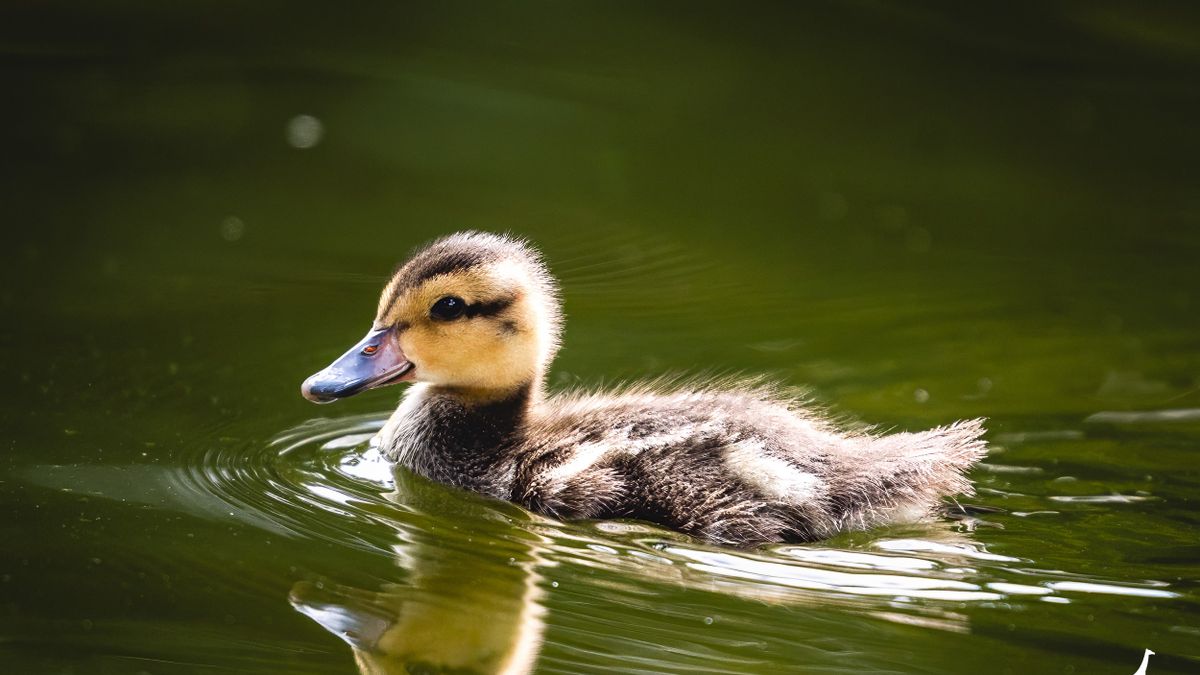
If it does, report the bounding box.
[543,443,610,490]
[724,440,821,502]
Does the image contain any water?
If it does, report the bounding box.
[3,3,1199,673]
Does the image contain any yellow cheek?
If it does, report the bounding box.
[401,325,452,376]
[402,322,535,390]
[403,324,494,378]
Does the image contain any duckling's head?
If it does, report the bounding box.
[302,231,561,403]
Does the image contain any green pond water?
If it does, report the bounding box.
[3,3,1200,673]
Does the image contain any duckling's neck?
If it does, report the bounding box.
[379,381,534,498]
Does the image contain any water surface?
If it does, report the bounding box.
[2,3,1199,673]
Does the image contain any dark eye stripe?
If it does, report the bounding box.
[429,296,514,322]
[463,298,513,318]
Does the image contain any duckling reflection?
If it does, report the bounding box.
[290,465,547,675]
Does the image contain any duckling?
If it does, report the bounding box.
[301,232,987,547]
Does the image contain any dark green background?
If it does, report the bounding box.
[2,2,1198,673]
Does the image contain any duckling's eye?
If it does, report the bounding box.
[430,296,466,321]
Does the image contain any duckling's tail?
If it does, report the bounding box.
[839,418,988,529]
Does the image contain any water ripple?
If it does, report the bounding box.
[17,414,1193,672]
